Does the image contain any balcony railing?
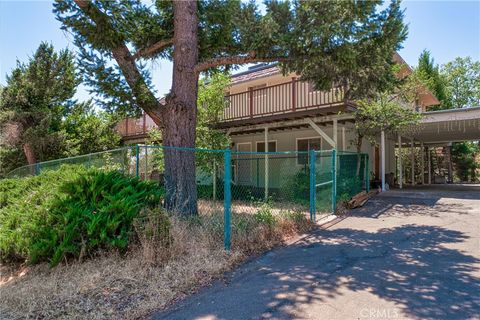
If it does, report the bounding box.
[223,79,345,122]
[117,80,346,139]
[116,113,156,139]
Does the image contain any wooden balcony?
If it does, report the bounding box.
[116,113,156,141]
[221,79,347,127]
[117,80,348,139]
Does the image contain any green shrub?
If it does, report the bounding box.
[0,165,164,266]
[253,203,276,229]
[281,169,310,203]
[337,174,363,198]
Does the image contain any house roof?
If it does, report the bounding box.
[231,64,280,85]
[230,53,440,107]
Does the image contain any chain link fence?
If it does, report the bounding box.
[5,145,368,250]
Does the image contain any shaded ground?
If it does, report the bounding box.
[153,185,480,320]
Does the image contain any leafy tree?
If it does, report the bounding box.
[62,101,121,156]
[354,93,421,154]
[440,57,480,109]
[196,73,231,151]
[54,0,407,216]
[0,42,78,166]
[416,49,447,108]
[451,141,479,182]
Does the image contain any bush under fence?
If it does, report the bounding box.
[5,146,369,251]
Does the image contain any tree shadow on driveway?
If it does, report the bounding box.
[155,222,479,320]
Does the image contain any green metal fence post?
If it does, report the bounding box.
[135,144,140,178]
[366,154,370,192]
[224,149,232,251]
[35,163,40,176]
[331,149,337,213]
[144,145,148,180]
[309,150,316,221]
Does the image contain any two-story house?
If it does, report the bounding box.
[117,53,480,189]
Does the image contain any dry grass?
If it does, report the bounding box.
[0,209,312,320]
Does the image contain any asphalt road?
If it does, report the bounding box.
[153,185,480,320]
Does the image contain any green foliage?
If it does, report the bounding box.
[62,102,121,156]
[279,210,307,226]
[196,72,231,150]
[0,165,164,266]
[416,50,447,106]
[337,175,363,199]
[452,141,479,182]
[0,43,78,163]
[440,57,480,109]
[54,0,407,109]
[282,169,310,203]
[0,43,121,176]
[253,203,276,229]
[355,94,422,148]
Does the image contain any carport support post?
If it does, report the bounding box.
[309,149,316,221]
[264,127,269,201]
[421,142,425,185]
[223,149,231,251]
[428,147,432,185]
[331,149,337,213]
[381,130,386,192]
[398,135,403,189]
[365,154,370,192]
[411,139,415,186]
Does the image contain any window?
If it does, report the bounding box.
[256,141,277,152]
[297,138,321,165]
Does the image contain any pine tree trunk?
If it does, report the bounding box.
[162,0,199,217]
[23,143,36,165]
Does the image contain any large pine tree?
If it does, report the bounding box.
[54,0,407,216]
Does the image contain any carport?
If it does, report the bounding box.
[392,107,480,188]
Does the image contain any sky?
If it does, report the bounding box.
[0,0,479,103]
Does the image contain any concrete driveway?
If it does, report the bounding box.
[153,185,480,320]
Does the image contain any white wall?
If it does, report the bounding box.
[230,124,397,187]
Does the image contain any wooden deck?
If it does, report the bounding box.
[116,80,349,140]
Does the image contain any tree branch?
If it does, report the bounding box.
[73,0,163,125]
[132,38,174,60]
[194,52,290,73]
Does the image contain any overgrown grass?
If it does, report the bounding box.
[1,206,312,319]
[0,165,313,319]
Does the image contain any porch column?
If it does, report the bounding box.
[342,126,346,151]
[411,138,415,186]
[381,130,386,192]
[264,127,269,200]
[421,142,425,185]
[398,135,403,189]
[428,146,432,185]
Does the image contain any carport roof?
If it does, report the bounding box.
[412,107,480,144]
